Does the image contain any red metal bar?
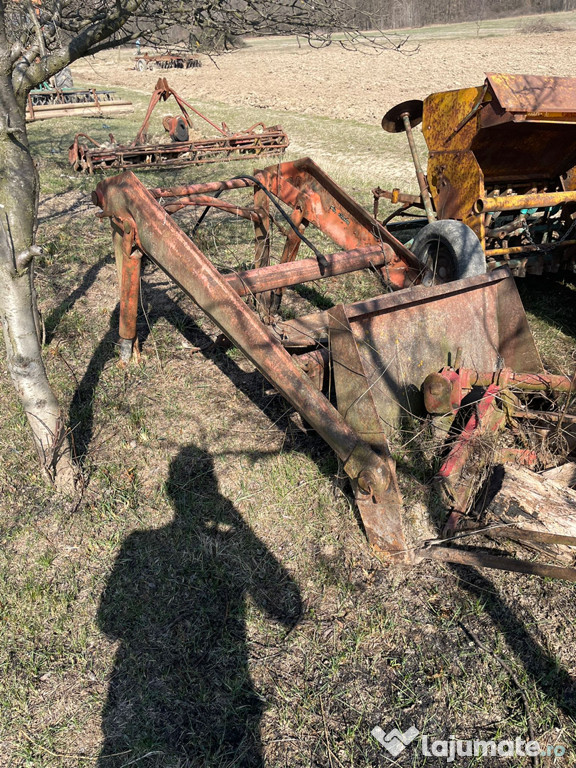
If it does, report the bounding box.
[150,178,253,199]
[256,159,422,289]
[223,245,391,297]
[162,195,261,221]
[118,224,142,342]
[438,384,500,480]
[460,368,575,394]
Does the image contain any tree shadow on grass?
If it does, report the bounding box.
[451,564,576,720]
[68,273,322,463]
[517,275,576,341]
[43,256,109,345]
[97,444,302,767]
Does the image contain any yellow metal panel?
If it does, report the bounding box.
[422,86,483,152]
[427,151,485,244]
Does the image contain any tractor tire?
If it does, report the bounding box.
[54,66,73,89]
[411,219,486,285]
[136,58,147,71]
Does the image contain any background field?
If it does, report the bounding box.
[2,14,576,768]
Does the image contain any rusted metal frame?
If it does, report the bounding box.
[112,217,143,363]
[96,152,285,172]
[79,134,287,171]
[372,186,424,225]
[142,53,199,68]
[150,178,254,200]
[476,190,576,214]
[417,545,576,582]
[481,526,576,549]
[459,368,575,394]
[162,194,261,221]
[134,86,165,145]
[255,159,422,286]
[223,246,391,299]
[422,369,462,415]
[162,79,228,137]
[452,507,576,562]
[91,88,101,113]
[424,363,575,512]
[293,348,328,391]
[274,269,518,349]
[252,187,273,311]
[253,187,271,269]
[132,78,226,144]
[68,133,104,170]
[146,80,281,142]
[372,187,423,207]
[266,206,307,310]
[424,367,575,415]
[327,304,406,556]
[279,207,305,265]
[94,171,402,555]
[150,163,419,296]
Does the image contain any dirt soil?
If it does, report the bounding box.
[72,31,576,124]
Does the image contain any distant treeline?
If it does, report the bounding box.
[350,0,576,30]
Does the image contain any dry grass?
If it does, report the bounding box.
[1,53,576,768]
[518,17,567,35]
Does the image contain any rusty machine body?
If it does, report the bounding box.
[375,73,576,277]
[92,157,576,582]
[134,52,202,71]
[69,78,289,173]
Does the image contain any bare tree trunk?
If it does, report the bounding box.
[0,72,75,491]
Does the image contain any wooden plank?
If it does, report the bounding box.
[481,463,576,564]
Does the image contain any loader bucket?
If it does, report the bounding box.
[281,270,543,435]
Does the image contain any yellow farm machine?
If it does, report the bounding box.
[375,73,576,279]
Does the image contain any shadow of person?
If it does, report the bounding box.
[97,445,302,767]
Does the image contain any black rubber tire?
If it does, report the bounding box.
[136,59,147,71]
[54,66,73,89]
[411,219,486,285]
